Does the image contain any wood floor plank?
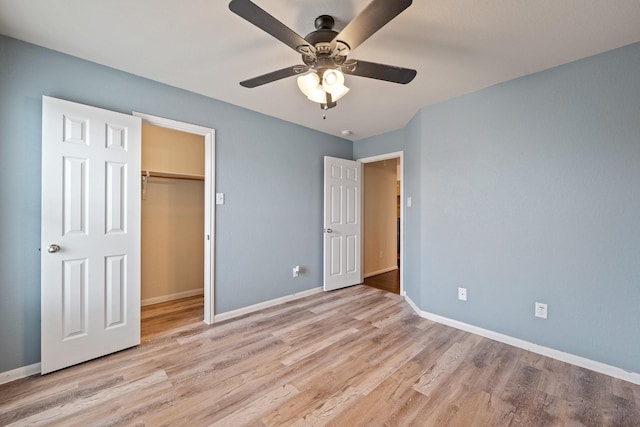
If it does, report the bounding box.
[280,327,360,366]
[210,383,299,426]
[1,286,639,426]
[5,370,170,426]
[354,340,426,395]
[413,337,479,396]
[381,386,436,426]
[51,380,175,427]
[352,295,400,321]
[269,309,337,337]
[287,386,364,427]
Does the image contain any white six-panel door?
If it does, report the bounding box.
[41,96,141,374]
[323,156,362,291]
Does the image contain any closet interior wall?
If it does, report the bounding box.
[141,123,205,305]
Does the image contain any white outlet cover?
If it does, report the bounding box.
[458,287,467,301]
[535,302,548,319]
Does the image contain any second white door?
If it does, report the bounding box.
[323,156,362,291]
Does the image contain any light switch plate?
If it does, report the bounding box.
[216,193,224,205]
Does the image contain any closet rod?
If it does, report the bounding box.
[141,170,205,181]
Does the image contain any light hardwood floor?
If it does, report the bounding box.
[1,285,639,426]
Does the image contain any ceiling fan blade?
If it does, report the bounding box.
[240,65,308,88]
[229,0,315,56]
[343,60,416,84]
[332,0,412,52]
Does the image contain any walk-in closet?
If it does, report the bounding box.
[141,123,205,306]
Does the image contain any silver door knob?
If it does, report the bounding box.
[324,228,333,233]
[48,244,61,253]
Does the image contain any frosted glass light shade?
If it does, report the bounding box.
[307,87,327,103]
[297,73,320,97]
[297,72,327,103]
[329,84,349,101]
[322,69,349,101]
[322,69,344,89]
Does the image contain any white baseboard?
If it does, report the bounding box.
[0,363,41,385]
[404,295,640,385]
[214,287,323,322]
[141,289,204,307]
[363,266,398,278]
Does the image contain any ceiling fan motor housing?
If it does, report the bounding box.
[302,15,350,68]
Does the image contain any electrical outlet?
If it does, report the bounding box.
[458,287,467,301]
[535,302,548,319]
[292,266,300,278]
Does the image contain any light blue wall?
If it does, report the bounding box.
[0,36,351,372]
[353,128,404,158]
[403,114,423,304]
[356,42,640,374]
[419,43,640,373]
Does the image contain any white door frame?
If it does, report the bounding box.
[133,112,216,324]
[357,151,404,296]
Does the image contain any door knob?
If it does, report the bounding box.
[48,244,61,253]
[324,228,333,233]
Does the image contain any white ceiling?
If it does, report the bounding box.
[1,0,639,140]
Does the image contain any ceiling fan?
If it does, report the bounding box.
[228,0,417,110]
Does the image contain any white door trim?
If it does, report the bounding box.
[357,151,404,296]
[133,112,216,324]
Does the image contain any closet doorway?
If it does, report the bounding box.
[134,113,215,324]
[359,152,403,296]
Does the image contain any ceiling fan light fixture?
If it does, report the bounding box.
[297,68,350,106]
